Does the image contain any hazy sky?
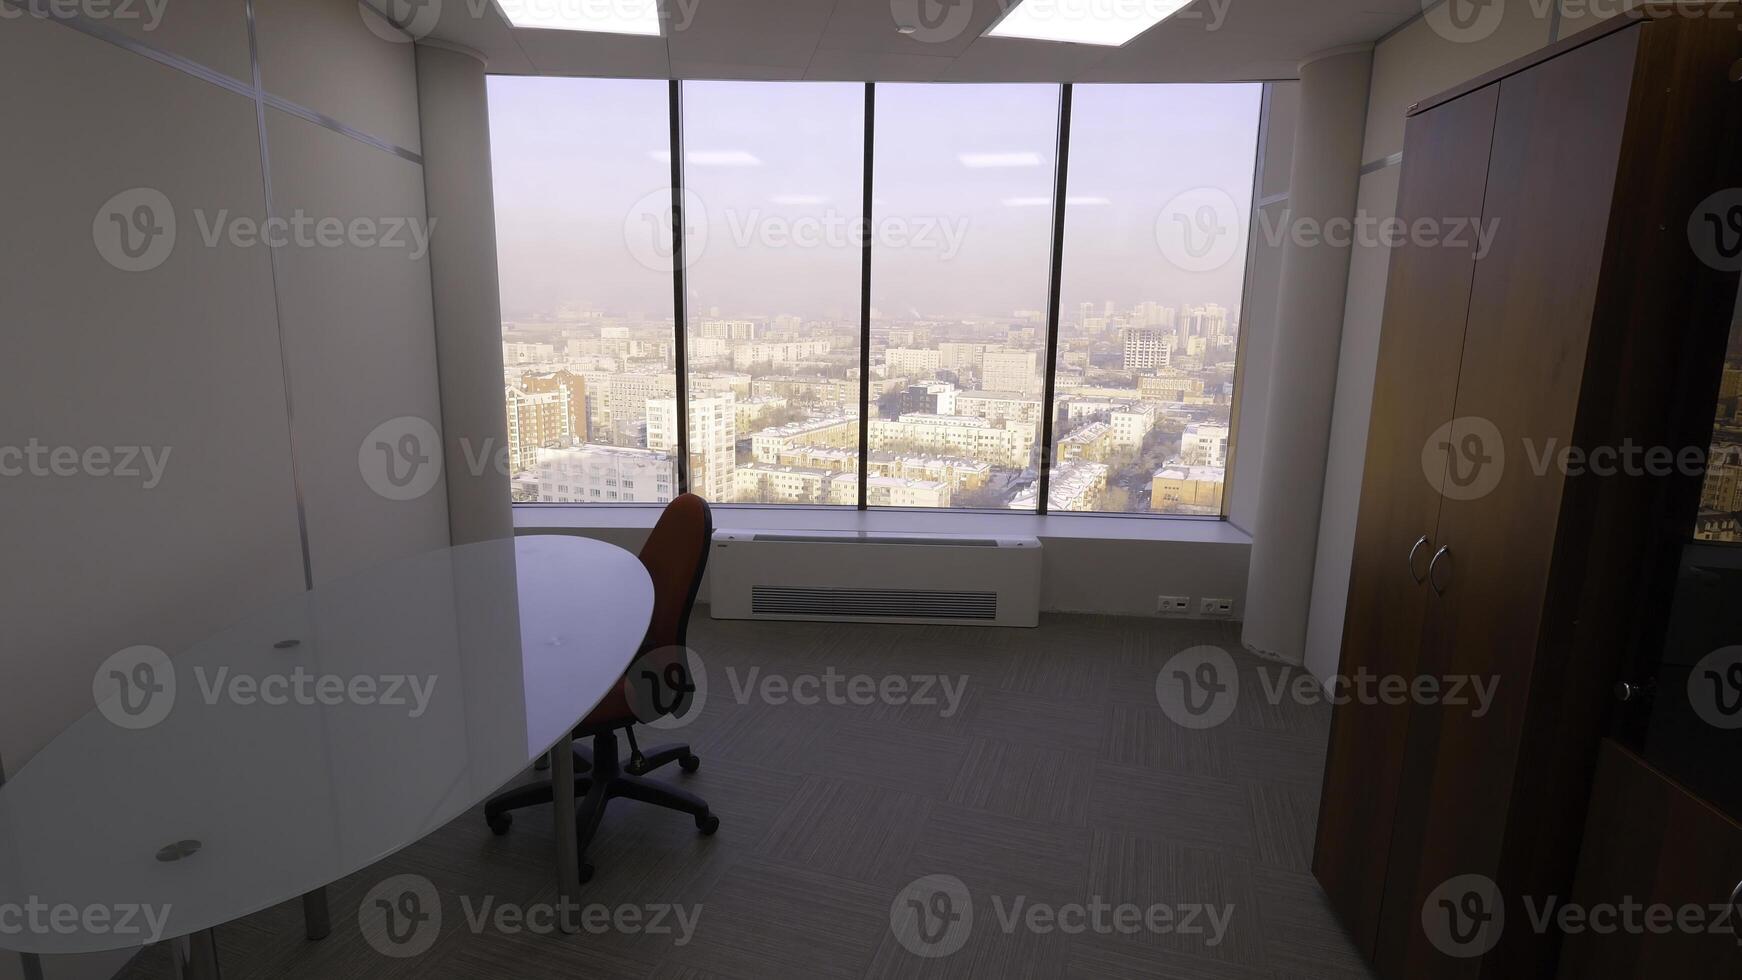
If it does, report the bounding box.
[487,77,1260,323]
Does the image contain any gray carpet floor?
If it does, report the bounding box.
[114,613,1374,979]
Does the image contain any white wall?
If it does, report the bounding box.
[0,2,446,976]
[1300,0,1563,681]
[1227,81,1298,534]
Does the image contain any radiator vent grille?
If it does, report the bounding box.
[751,586,999,621]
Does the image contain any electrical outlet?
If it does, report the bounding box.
[1199,597,1234,618]
[1156,595,1191,615]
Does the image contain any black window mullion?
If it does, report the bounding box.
[667,80,692,496]
[1036,83,1073,516]
[857,82,875,510]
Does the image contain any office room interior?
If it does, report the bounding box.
[3,0,1741,977]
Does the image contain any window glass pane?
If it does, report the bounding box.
[868,84,1060,511]
[1051,83,1260,514]
[1695,291,1742,541]
[679,81,865,506]
[488,77,679,504]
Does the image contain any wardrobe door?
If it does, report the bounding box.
[1313,83,1499,956]
[1558,742,1742,979]
[1374,28,1642,980]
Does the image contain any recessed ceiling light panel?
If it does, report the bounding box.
[986,0,1192,46]
[495,0,663,36]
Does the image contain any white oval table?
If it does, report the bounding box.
[0,535,653,979]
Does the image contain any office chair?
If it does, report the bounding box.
[483,494,718,880]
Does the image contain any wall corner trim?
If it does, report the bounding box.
[1299,42,1377,71]
[417,38,489,66]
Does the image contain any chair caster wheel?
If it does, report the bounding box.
[486,812,512,836]
[578,862,594,883]
[679,754,701,774]
[696,812,720,835]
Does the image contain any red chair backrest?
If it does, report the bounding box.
[582,494,712,731]
[636,493,712,653]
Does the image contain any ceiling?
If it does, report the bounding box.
[381,0,1422,82]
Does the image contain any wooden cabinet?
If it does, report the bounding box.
[1558,742,1742,978]
[1315,10,1742,980]
[1312,82,1498,956]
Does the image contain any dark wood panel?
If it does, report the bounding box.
[1558,741,1742,978]
[1373,27,1642,980]
[1312,83,1500,957]
[1494,11,1742,979]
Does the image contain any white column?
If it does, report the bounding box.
[415,42,513,544]
[1242,47,1373,664]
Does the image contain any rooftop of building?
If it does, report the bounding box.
[751,413,859,438]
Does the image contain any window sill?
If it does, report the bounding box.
[514,503,1251,546]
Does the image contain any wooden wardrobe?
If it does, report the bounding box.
[1313,8,1742,979]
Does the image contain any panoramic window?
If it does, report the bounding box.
[1051,84,1260,515]
[489,77,679,504]
[489,78,1265,517]
[679,81,865,506]
[868,84,1060,510]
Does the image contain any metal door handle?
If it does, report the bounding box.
[1428,545,1452,596]
[1407,535,1430,584]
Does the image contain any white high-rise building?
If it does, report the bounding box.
[981,348,1039,395]
[1124,327,1172,372]
[648,394,737,502]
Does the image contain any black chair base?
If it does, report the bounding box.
[483,729,716,879]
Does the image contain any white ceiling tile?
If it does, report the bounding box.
[803,49,956,82]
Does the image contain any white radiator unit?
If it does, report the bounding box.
[709,530,1042,627]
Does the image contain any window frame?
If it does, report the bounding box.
[506,79,1271,520]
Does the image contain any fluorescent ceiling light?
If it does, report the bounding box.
[986,0,1192,46]
[958,152,1041,168]
[494,0,663,36]
[771,194,828,205]
[1002,196,1110,206]
[649,150,762,166]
